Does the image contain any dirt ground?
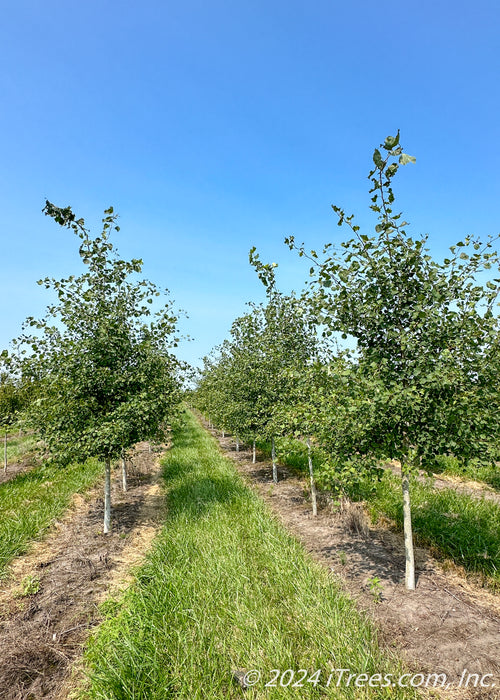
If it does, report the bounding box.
[0,458,35,485]
[209,427,500,700]
[0,443,40,485]
[0,442,167,700]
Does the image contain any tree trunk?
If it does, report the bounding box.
[272,437,277,483]
[401,464,415,590]
[307,437,317,516]
[252,438,256,464]
[148,442,152,453]
[121,451,127,492]
[3,430,7,473]
[222,430,225,438]
[236,438,239,453]
[104,457,111,534]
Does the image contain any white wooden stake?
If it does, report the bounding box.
[307,437,317,516]
[402,468,415,590]
[121,452,127,492]
[272,437,277,483]
[104,457,111,534]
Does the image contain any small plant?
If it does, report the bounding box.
[15,574,41,597]
[367,575,383,601]
[338,550,347,566]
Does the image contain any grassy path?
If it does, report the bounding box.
[81,411,417,699]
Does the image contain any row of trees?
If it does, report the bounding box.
[194,133,500,590]
[3,203,184,531]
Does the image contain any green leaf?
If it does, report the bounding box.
[399,153,416,165]
[384,133,400,150]
[373,149,384,168]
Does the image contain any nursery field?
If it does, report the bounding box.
[0,414,499,699]
[208,423,500,699]
[80,410,418,700]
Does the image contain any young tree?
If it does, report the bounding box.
[287,133,500,589]
[15,203,182,532]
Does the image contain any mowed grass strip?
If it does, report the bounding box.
[81,411,417,700]
[0,457,102,577]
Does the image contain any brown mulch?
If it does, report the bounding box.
[209,427,500,700]
[0,442,167,700]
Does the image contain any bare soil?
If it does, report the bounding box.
[0,442,167,700]
[210,428,500,700]
[0,457,36,485]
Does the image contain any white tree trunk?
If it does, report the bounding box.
[104,457,111,534]
[401,468,415,590]
[272,437,277,483]
[252,439,256,464]
[236,439,239,453]
[3,430,7,473]
[307,437,317,516]
[121,452,127,492]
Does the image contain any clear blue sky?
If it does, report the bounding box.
[1,0,499,367]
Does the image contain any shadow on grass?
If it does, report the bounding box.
[165,473,251,520]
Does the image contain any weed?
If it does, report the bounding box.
[366,576,383,601]
[14,574,41,597]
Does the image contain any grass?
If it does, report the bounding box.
[252,436,500,590]
[80,410,418,699]
[367,472,500,589]
[430,454,500,491]
[1,430,40,468]
[0,456,103,577]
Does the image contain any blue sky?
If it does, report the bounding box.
[1,0,499,366]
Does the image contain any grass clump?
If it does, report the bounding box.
[81,410,417,699]
[0,457,102,577]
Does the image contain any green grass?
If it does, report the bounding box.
[430,454,500,491]
[367,472,500,589]
[2,431,40,467]
[0,456,103,577]
[80,411,417,700]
